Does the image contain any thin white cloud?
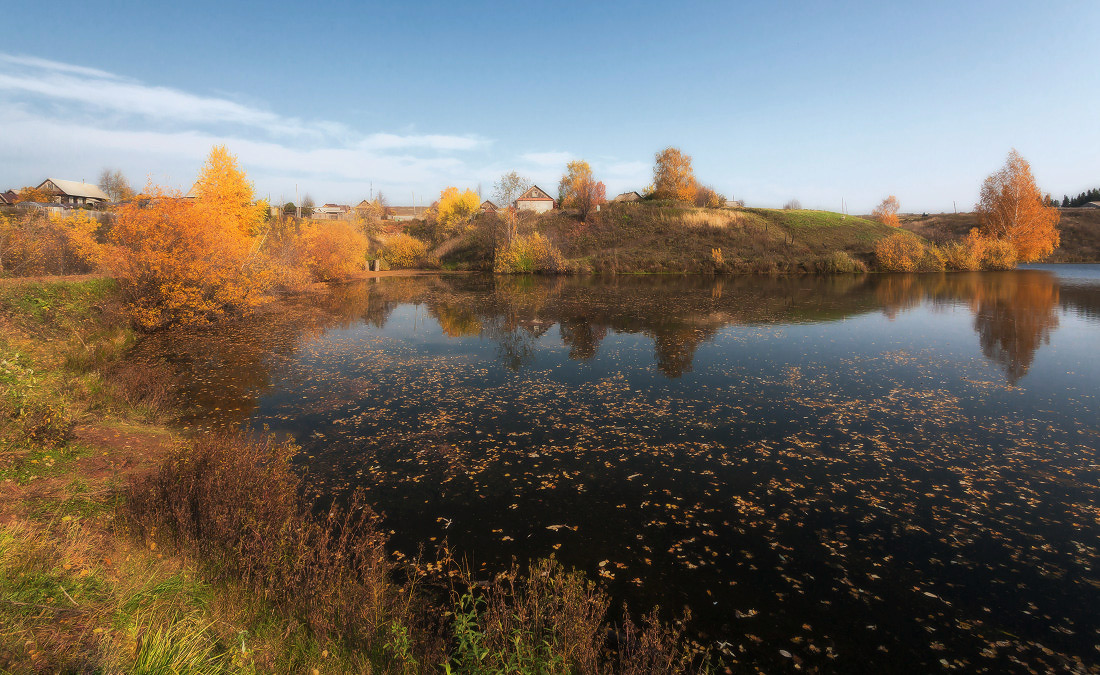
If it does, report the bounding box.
[359,133,486,152]
[0,51,487,148]
[0,53,121,80]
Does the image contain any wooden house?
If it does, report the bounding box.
[479,200,499,213]
[515,185,555,213]
[35,179,110,206]
[612,191,642,203]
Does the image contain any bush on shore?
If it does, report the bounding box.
[874,233,945,272]
[381,233,429,269]
[493,233,566,273]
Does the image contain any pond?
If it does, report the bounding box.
[142,266,1100,673]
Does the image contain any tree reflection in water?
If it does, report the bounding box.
[140,269,1086,430]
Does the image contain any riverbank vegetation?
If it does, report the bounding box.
[0,277,704,672]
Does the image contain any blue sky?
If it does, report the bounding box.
[1,1,1097,211]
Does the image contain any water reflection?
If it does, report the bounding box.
[140,269,1095,426]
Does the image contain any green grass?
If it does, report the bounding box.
[0,278,117,326]
[0,445,86,485]
[748,208,900,249]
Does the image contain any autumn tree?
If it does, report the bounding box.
[557,160,606,221]
[694,185,726,209]
[436,187,481,234]
[493,171,531,208]
[98,168,134,202]
[192,145,265,235]
[103,146,271,329]
[872,195,901,227]
[16,186,51,203]
[652,147,698,202]
[301,194,315,219]
[975,149,1060,262]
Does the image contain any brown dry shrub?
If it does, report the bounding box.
[105,358,178,417]
[448,558,699,674]
[124,433,446,663]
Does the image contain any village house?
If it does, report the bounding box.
[35,179,110,206]
[0,190,18,205]
[1081,201,1100,209]
[312,203,352,220]
[611,191,642,203]
[515,185,555,213]
[479,199,499,213]
[388,206,425,222]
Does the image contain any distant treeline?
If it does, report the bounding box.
[1062,188,1100,207]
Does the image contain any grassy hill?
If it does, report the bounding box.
[443,203,901,274]
[898,209,1100,263]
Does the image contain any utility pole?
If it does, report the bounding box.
[370,181,373,201]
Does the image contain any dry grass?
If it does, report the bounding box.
[124,432,448,669]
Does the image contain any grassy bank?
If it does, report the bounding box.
[0,278,703,673]
[440,203,897,274]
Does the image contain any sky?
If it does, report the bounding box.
[1,0,1098,212]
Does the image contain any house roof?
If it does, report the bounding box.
[480,200,498,209]
[612,191,642,202]
[517,185,553,201]
[389,206,424,217]
[1084,201,1100,208]
[0,190,17,205]
[38,179,110,201]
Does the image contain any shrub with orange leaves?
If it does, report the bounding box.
[976,149,1060,262]
[301,221,368,281]
[381,234,428,269]
[0,209,104,275]
[872,195,901,227]
[103,189,269,330]
[981,237,1018,270]
[943,229,987,271]
[874,233,944,272]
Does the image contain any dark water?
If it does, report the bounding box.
[144,267,1100,673]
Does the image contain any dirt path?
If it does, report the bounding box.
[0,423,182,522]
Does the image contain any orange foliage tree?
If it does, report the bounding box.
[191,145,266,236]
[652,147,698,202]
[557,160,606,221]
[16,186,52,203]
[104,189,268,329]
[976,149,1060,262]
[872,195,901,227]
[103,146,270,329]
